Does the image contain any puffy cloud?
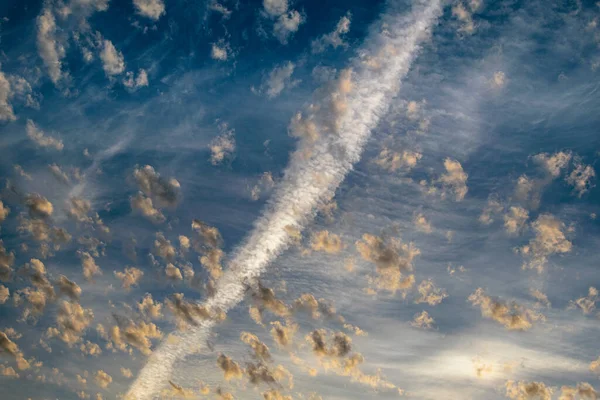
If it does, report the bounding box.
[199,248,224,280]
[153,233,176,262]
[246,362,292,388]
[80,340,102,356]
[123,69,149,90]
[138,293,163,319]
[263,0,288,17]
[529,288,551,308]
[504,206,529,235]
[0,240,15,281]
[0,365,19,378]
[273,11,304,44]
[411,310,435,330]
[490,71,507,88]
[26,120,64,151]
[439,158,468,201]
[57,275,81,301]
[413,213,432,233]
[533,151,572,178]
[251,283,290,318]
[468,288,544,330]
[94,370,112,389]
[310,230,343,254]
[47,301,94,345]
[374,148,422,172]
[192,219,223,249]
[241,332,271,362]
[121,367,133,378]
[250,172,275,201]
[67,197,92,223]
[114,267,144,289]
[356,233,419,294]
[25,194,54,219]
[0,330,29,370]
[451,2,477,34]
[209,123,236,165]
[130,193,165,223]
[569,287,598,315]
[78,251,102,281]
[505,380,553,400]
[270,320,296,348]
[520,214,572,273]
[99,40,125,76]
[514,175,537,205]
[0,201,9,224]
[566,161,595,197]
[306,330,352,358]
[36,7,66,84]
[211,42,230,61]
[0,284,9,303]
[109,319,162,355]
[311,12,351,53]
[559,383,597,400]
[415,279,447,306]
[0,71,16,122]
[263,62,299,98]
[165,263,183,281]
[217,354,243,380]
[133,0,165,20]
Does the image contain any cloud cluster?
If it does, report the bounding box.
[468,288,544,330]
[47,301,94,345]
[262,0,304,44]
[209,123,236,165]
[505,380,553,400]
[355,234,419,294]
[438,158,468,201]
[519,214,572,273]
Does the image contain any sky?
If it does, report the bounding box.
[0,0,599,399]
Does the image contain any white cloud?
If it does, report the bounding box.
[26,120,64,151]
[311,13,352,53]
[36,7,66,84]
[133,0,165,21]
[566,160,595,197]
[0,71,16,122]
[211,42,230,61]
[263,62,299,98]
[263,0,288,17]
[273,10,304,44]
[123,69,149,89]
[100,40,125,76]
[210,122,236,165]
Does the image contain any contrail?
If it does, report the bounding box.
[127,1,442,398]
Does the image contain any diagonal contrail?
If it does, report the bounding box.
[127,1,443,398]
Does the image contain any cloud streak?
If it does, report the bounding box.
[127,0,443,397]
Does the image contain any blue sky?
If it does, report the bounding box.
[0,0,599,399]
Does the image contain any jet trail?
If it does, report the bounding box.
[128,1,442,398]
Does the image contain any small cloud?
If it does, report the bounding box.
[310,230,343,254]
[36,7,66,85]
[263,0,288,17]
[374,148,422,172]
[123,69,149,90]
[99,39,125,76]
[0,71,16,122]
[133,165,181,207]
[439,158,468,201]
[133,0,165,21]
[209,122,236,165]
[311,12,351,53]
[78,251,102,281]
[413,213,432,234]
[533,151,572,178]
[26,120,64,151]
[503,206,528,235]
[261,62,299,98]
[211,41,230,61]
[411,311,435,330]
[273,11,304,44]
[566,160,595,197]
[519,214,572,273]
[469,288,544,330]
[568,287,598,315]
[415,279,447,306]
[505,380,553,400]
[490,71,507,89]
[94,370,112,389]
[130,193,165,223]
[114,267,144,289]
